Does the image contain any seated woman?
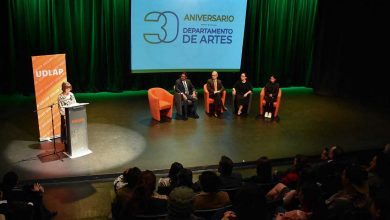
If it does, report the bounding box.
[275,182,328,220]
[232,73,253,116]
[119,170,167,219]
[266,154,309,201]
[157,162,183,195]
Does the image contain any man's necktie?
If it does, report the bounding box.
[183,81,189,95]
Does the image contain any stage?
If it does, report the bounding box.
[0,87,389,182]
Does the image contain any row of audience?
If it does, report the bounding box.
[111,144,390,220]
[1,144,389,220]
[0,171,57,220]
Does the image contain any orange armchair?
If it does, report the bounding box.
[259,87,282,118]
[203,84,226,114]
[147,88,174,121]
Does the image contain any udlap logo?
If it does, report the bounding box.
[143,11,179,44]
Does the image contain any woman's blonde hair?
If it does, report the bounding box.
[61,82,72,92]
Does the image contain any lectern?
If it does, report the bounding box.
[64,103,92,158]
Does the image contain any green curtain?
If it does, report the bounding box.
[5,0,129,93]
[242,0,318,86]
[3,0,317,93]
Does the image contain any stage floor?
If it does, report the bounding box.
[0,87,389,181]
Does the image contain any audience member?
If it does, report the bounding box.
[217,156,242,189]
[320,147,330,161]
[119,170,167,219]
[193,171,230,210]
[166,186,204,220]
[370,188,390,220]
[313,145,348,197]
[244,156,274,184]
[158,162,184,195]
[325,164,371,220]
[366,152,389,196]
[281,155,309,188]
[0,189,34,220]
[383,143,390,154]
[113,166,141,192]
[1,171,57,220]
[112,167,141,218]
[176,168,201,193]
[275,182,328,220]
[221,184,268,220]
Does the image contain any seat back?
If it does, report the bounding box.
[194,205,232,220]
[148,87,171,101]
[221,187,241,203]
[134,213,167,220]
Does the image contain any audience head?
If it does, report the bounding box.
[298,182,327,217]
[383,143,390,154]
[293,154,309,172]
[126,170,157,214]
[135,170,157,195]
[176,168,193,188]
[123,167,141,188]
[199,171,221,193]
[329,145,344,160]
[233,184,268,220]
[218,155,234,176]
[321,147,330,160]
[168,162,184,183]
[2,171,18,189]
[256,156,272,182]
[167,186,195,218]
[342,164,369,195]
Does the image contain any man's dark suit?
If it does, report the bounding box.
[174,79,198,118]
[206,79,225,114]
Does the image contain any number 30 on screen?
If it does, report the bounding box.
[143,11,179,44]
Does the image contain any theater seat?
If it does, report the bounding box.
[259,87,282,118]
[203,84,226,114]
[148,88,174,121]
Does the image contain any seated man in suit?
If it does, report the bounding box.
[207,71,228,117]
[175,72,199,119]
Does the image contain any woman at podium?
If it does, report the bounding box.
[58,81,77,145]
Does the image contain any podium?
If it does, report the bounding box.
[64,103,92,158]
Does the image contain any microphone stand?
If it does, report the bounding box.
[34,102,63,161]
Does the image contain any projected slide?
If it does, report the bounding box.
[131,0,247,73]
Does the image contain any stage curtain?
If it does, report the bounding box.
[242,0,318,87]
[2,0,317,93]
[3,0,129,93]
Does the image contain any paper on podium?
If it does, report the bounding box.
[65,102,89,108]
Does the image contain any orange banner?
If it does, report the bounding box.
[32,54,67,141]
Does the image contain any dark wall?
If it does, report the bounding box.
[312,0,389,105]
